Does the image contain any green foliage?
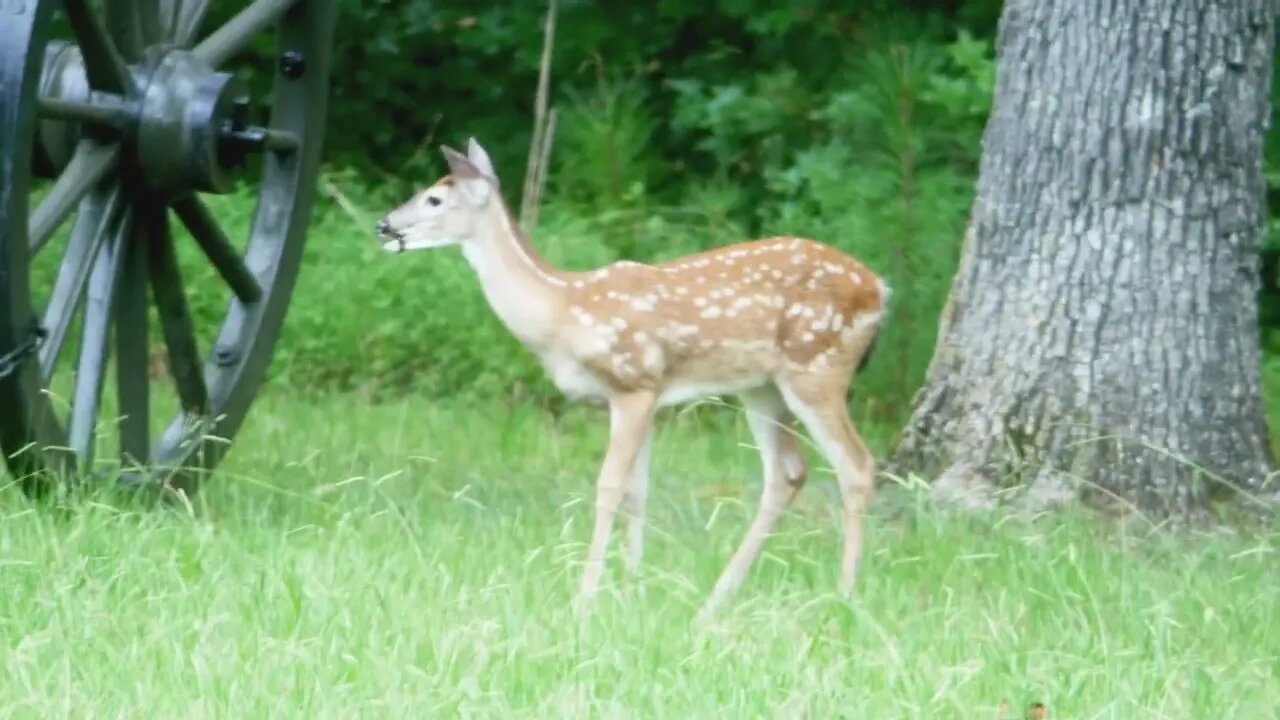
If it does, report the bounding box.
[190,27,990,421]
[550,71,659,214]
[36,2,1280,422]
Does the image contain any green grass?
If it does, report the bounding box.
[1,393,1277,717]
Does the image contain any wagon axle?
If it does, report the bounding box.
[34,41,296,194]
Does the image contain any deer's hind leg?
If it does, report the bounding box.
[775,367,875,596]
[697,384,809,621]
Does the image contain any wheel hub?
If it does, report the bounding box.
[34,41,266,194]
[135,46,251,193]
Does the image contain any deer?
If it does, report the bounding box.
[375,138,890,620]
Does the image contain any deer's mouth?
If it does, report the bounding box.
[375,220,408,253]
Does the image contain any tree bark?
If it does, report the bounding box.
[889,0,1277,519]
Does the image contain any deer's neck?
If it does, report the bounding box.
[461,201,569,350]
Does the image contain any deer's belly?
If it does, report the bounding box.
[657,346,778,406]
[544,354,611,404]
[657,376,770,406]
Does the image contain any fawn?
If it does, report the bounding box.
[376,138,889,619]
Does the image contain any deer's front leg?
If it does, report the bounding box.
[579,391,657,607]
[624,426,654,578]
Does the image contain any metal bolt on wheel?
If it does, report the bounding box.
[0,0,337,499]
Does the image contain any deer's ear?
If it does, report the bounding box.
[466,137,498,183]
[441,145,492,206]
[442,145,478,179]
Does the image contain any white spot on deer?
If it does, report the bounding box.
[831,313,845,330]
[694,296,708,307]
[613,354,640,378]
[701,306,723,319]
[841,309,883,344]
[728,297,754,317]
[633,331,648,344]
[611,317,628,330]
[641,343,663,372]
[809,350,834,370]
[570,306,597,325]
[802,332,815,342]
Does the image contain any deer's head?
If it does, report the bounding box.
[375,137,500,253]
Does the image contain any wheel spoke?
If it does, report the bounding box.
[63,0,135,94]
[171,195,263,304]
[68,204,133,466]
[38,184,127,383]
[137,0,165,46]
[168,0,212,45]
[148,205,209,416]
[116,203,153,466]
[102,0,145,59]
[29,140,120,255]
[193,0,298,68]
[36,94,130,131]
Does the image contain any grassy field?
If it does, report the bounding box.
[0,393,1277,718]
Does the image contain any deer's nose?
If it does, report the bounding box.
[375,219,391,236]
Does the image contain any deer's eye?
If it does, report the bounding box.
[425,195,442,207]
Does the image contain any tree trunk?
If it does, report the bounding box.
[889,0,1277,519]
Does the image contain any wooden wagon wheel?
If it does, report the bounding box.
[0,0,337,499]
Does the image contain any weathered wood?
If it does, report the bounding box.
[890,0,1277,519]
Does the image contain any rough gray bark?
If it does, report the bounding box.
[890,0,1277,519]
